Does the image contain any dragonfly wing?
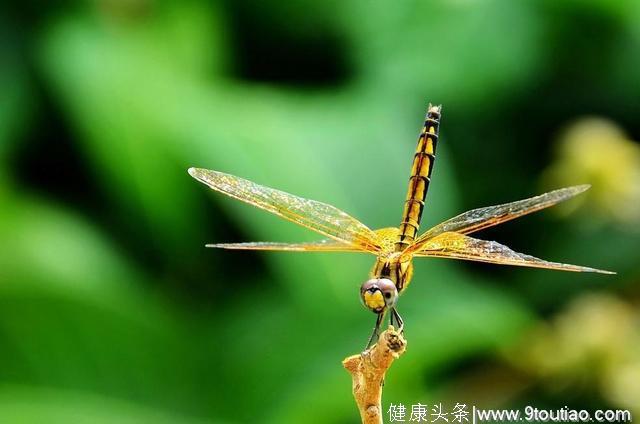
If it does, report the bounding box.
[206,240,364,252]
[408,185,590,254]
[189,168,381,252]
[412,232,614,274]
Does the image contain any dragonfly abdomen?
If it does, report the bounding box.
[395,104,442,251]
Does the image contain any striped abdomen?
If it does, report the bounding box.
[395,104,442,251]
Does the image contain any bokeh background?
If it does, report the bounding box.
[2,0,640,422]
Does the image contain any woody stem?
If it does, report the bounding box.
[342,326,408,424]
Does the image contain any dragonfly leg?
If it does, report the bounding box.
[365,312,385,350]
[391,307,404,333]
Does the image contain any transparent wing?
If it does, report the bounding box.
[407,185,590,254]
[189,168,381,253]
[412,232,614,274]
[206,240,364,252]
[206,228,401,253]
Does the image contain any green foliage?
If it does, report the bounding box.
[1,0,638,422]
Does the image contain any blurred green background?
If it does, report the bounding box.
[2,0,640,422]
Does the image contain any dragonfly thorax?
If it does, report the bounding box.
[371,253,414,293]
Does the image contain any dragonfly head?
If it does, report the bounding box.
[360,278,398,313]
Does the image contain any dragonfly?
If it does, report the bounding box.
[189,104,614,348]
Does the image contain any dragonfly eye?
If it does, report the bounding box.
[360,278,398,312]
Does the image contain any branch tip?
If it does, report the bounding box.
[343,327,407,424]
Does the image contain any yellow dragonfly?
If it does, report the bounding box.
[189,104,613,348]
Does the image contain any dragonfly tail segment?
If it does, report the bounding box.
[395,103,442,252]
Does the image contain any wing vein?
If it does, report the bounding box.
[406,185,590,255]
[189,168,381,253]
[413,232,614,274]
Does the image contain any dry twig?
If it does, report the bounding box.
[343,326,407,424]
